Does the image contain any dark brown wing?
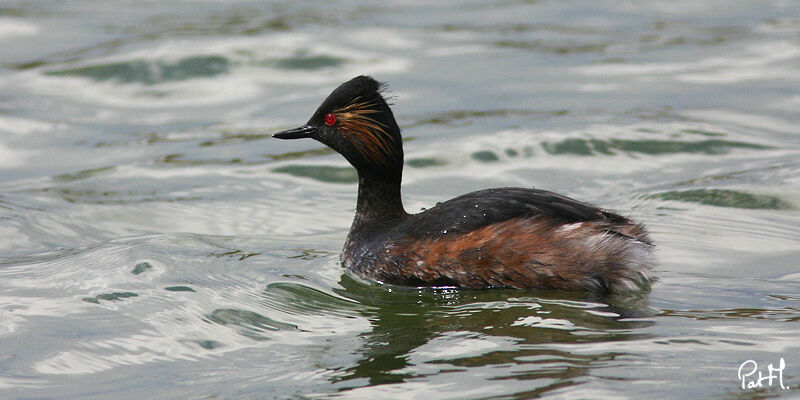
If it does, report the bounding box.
[397,187,631,240]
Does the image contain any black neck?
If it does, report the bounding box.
[352,171,407,229]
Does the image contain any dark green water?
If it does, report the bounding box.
[1,1,799,399]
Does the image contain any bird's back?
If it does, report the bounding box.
[343,187,655,293]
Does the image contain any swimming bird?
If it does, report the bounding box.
[273,76,655,293]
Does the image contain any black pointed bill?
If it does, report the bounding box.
[273,125,315,139]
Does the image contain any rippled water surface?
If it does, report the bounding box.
[2,1,800,399]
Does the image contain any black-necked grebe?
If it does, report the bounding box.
[273,76,655,293]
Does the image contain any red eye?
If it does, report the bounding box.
[324,113,336,126]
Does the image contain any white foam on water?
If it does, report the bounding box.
[408,331,517,360]
[510,316,577,329]
[0,18,38,39]
[769,95,800,111]
[427,44,487,57]
[0,142,33,167]
[0,115,58,135]
[578,83,618,92]
[0,295,82,335]
[344,27,421,49]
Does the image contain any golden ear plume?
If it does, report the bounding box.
[334,97,396,165]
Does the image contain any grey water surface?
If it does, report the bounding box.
[1,1,799,399]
